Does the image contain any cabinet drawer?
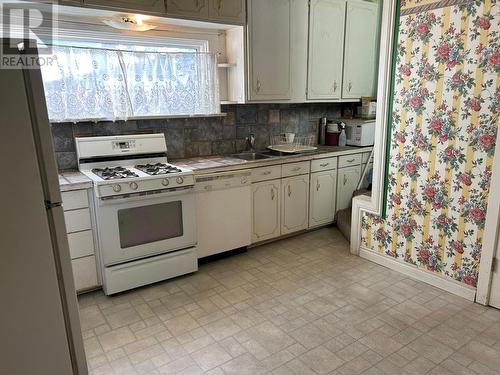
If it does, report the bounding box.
[72,256,99,292]
[62,190,89,211]
[338,154,362,168]
[68,230,95,259]
[311,157,337,172]
[64,208,91,233]
[251,165,282,183]
[362,152,373,164]
[282,161,310,177]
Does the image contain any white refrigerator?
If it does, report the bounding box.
[0,41,88,374]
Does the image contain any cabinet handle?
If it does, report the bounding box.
[292,167,301,172]
[271,188,275,201]
[218,0,222,11]
[346,159,355,163]
[256,79,261,93]
[196,0,200,8]
[343,174,348,186]
[348,81,352,92]
[316,180,320,191]
[261,171,271,175]
[331,81,337,93]
[320,163,329,167]
[288,185,292,197]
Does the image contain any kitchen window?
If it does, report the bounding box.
[40,37,220,122]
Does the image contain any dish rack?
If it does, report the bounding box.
[268,135,317,153]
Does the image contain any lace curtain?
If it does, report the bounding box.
[41,46,220,122]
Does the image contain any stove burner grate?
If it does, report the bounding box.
[91,166,138,180]
[135,163,182,176]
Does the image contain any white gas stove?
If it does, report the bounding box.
[75,134,198,295]
[76,134,195,198]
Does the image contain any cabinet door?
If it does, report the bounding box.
[252,180,281,243]
[342,1,378,98]
[336,165,361,212]
[72,256,99,292]
[248,0,292,100]
[309,171,337,228]
[209,0,245,24]
[83,0,165,13]
[281,175,309,235]
[166,0,209,19]
[307,0,345,100]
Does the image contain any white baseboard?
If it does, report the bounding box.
[359,247,476,301]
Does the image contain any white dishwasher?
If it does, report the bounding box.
[195,170,252,258]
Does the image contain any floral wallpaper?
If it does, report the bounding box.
[361,0,499,288]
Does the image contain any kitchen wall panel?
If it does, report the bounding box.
[361,0,499,288]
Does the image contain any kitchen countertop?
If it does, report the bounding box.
[57,146,373,188]
[172,145,373,175]
[58,171,92,192]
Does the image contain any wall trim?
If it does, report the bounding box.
[475,122,500,305]
[359,247,476,301]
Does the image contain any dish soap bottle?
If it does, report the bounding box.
[338,122,347,147]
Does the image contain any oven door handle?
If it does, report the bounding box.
[98,186,194,205]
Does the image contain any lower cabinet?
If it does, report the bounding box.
[309,170,337,228]
[62,189,99,293]
[281,175,309,235]
[336,165,362,212]
[72,256,99,291]
[252,180,281,242]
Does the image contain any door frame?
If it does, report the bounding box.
[476,127,500,305]
[350,0,397,253]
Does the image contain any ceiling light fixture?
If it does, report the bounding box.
[102,15,157,32]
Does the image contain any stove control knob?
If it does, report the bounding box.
[161,178,170,187]
[112,184,121,193]
[129,182,138,190]
[176,177,184,185]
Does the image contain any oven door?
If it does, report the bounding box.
[96,187,196,266]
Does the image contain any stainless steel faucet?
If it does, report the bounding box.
[246,133,255,151]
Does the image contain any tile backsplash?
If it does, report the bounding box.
[51,103,342,171]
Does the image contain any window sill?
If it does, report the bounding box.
[50,113,227,124]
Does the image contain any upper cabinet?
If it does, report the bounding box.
[307,0,345,100]
[342,0,379,98]
[247,0,292,101]
[80,0,245,25]
[245,0,379,102]
[83,0,165,14]
[209,0,246,24]
[165,0,209,20]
